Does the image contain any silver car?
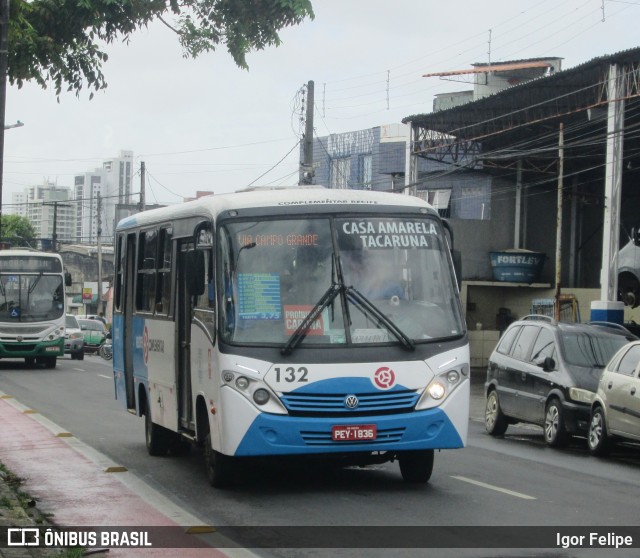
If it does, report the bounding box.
[64,314,85,360]
[588,340,640,455]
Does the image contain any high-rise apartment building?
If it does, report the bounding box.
[8,182,76,246]
[75,150,134,243]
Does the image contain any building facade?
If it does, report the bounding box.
[8,182,76,247]
[74,150,134,244]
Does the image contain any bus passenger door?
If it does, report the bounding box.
[177,241,194,430]
[123,233,136,410]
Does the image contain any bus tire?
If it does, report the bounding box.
[145,409,172,456]
[45,356,56,369]
[204,433,234,488]
[399,449,434,483]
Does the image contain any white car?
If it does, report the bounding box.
[588,340,640,454]
[64,314,85,360]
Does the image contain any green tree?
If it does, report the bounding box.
[7,0,314,98]
[0,214,37,247]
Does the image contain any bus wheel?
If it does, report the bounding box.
[399,450,434,483]
[204,433,234,488]
[145,410,171,456]
[45,357,56,369]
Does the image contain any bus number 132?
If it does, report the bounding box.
[275,366,309,383]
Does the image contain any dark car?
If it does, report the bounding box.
[485,316,636,447]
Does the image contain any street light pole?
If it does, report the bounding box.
[0,0,9,244]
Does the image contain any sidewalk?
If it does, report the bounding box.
[0,392,236,558]
[1,375,488,557]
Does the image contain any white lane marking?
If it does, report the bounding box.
[73,368,86,372]
[451,475,536,500]
[97,374,112,380]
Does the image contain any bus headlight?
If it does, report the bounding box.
[416,365,467,410]
[235,376,250,390]
[221,369,287,414]
[253,389,270,405]
[428,382,446,400]
[49,327,65,340]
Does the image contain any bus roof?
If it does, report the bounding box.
[0,249,62,259]
[116,187,435,230]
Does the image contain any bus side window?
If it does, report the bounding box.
[155,227,173,315]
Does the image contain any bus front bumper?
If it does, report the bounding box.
[220,387,467,457]
[0,338,64,359]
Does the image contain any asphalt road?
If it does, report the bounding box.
[2,356,640,558]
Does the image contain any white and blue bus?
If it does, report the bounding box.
[112,187,469,487]
[0,249,71,368]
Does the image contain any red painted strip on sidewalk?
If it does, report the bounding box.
[0,398,228,557]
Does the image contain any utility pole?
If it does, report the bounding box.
[52,201,58,251]
[139,161,146,211]
[300,80,314,185]
[96,192,103,316]
[554,123,564,321]
[0,0,10,244]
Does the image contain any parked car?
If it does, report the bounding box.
[485,316,636,447]
[588,340,640,455]
[77,318,107,353]
[64,314,85,360]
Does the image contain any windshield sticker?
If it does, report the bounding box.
[352,329,390,344]
[340,220,437,249]
[237,233,320,247]
[237,273,282,320]
[283,305,325,335]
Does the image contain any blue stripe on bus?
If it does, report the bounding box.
[233,408,463,456]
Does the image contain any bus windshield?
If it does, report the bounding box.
[0,273,64,322]
[219,216,464,346]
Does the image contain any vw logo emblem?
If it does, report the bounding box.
[344,395,359,409]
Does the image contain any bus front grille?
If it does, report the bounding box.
[281,390,419,416]
[3,343,37,352]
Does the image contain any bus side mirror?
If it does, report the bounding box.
[187,251,205,296]
[64,271,72,287]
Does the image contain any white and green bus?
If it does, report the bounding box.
[112,187,469,487]
[0,249,71,368]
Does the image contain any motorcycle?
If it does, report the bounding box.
[99,331,113,360]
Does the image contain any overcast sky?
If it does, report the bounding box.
[3,0,640,208]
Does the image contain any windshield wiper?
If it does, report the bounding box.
[281,283,342,356]
[346,286,415,351]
